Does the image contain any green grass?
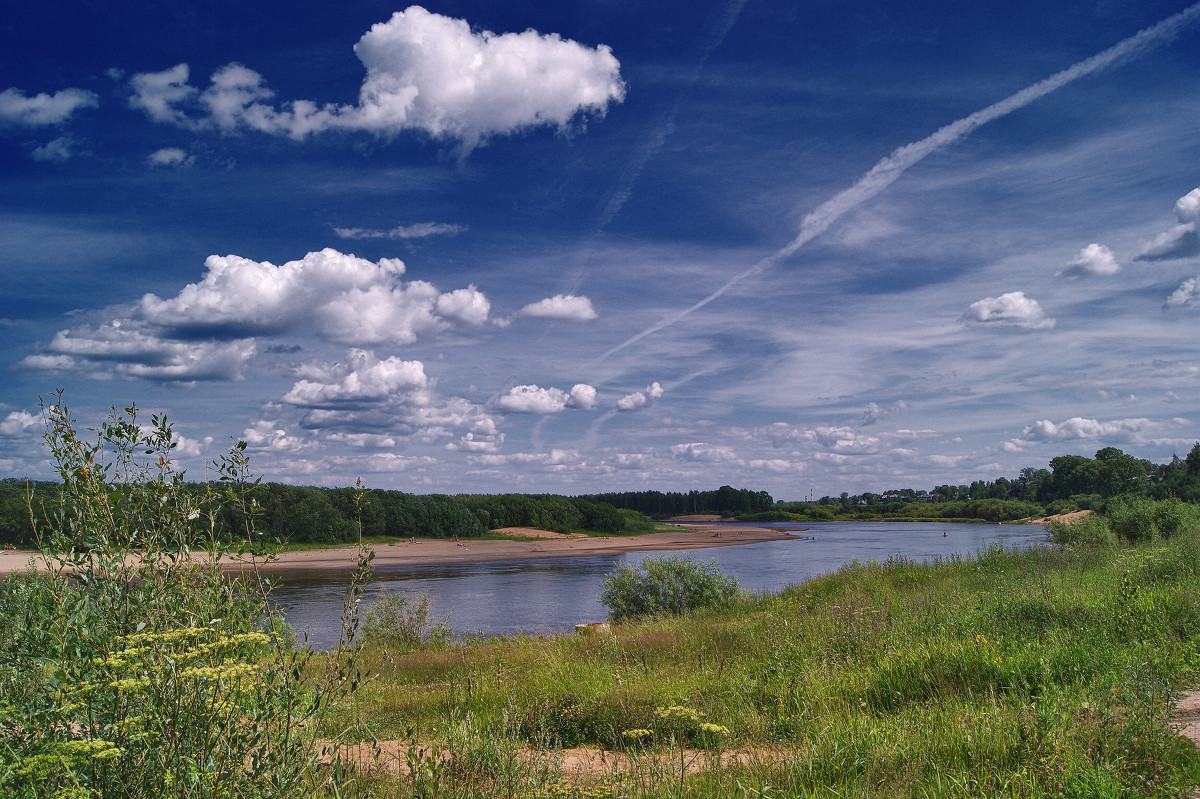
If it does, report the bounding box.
[324,531,1200,798]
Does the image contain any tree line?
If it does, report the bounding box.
[771,443,1200,522]
[0,481,663,547]
[575,486,775,517]
[3,444,1198,545]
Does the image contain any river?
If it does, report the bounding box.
[270,521,1046,649]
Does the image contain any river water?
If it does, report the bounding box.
[270,521,1047,650]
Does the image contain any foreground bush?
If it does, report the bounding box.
[600,555,739,621]
[0,395,370,798]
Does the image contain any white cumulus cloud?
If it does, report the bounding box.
[0,411,39,437]
[1164,276,1200,309]
[1135,187,1200,261]
[1057,243,1121,278]
[349,6,624,147]
[0,87,98,126]
[616,381,664,411]
[961,291,1055,329]
[495,383,597,414]
[137,248,486,345]
[126,6,624,149]
[518,294,597,321]
[282,350,430,408]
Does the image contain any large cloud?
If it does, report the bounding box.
[495,383,597,414]
[961,291,1055,330]
[127,6,624,148]
[21,248,489,382]
[275,349,498,446]
[138,248,488,345]
[0,87,98,126]
[518,294,598,321]
[1057,243,1120,278]
[1135,188,1200,261]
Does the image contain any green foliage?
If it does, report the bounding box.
[0,394,371,798]
[1046,512,1116,548]
[600,556,740,622]
[578,486,775,518]
[616,507,656,533]
[1108,496,1167,543]
[360,588,452,650]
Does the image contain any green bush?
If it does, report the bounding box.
[600,555,739,622]
[1104,497,1199,543]
[1046,512,1116,548]
[1153,497,1197,539]
[617,507,656,533]
[1107,496,1157,543]
[360,588,452,650]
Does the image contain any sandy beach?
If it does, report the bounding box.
[0,523,802,577]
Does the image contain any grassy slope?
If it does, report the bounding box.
[332,533,1200,798]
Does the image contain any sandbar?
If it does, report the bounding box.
[0,524,804,577]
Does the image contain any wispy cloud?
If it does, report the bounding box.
[1135,187,1200,261]
[147,147,194,167]
[334,222,465,240]
[0,87,97,126]
[595,2,1200,362]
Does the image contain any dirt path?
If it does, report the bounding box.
[330,693,1200,785]
[331,739,774,780]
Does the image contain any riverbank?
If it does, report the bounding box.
[0,524,801,577]
[333,525,1200,797]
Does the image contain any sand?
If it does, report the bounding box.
[0,523,802,577]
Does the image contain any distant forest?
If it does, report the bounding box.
[2,444,1197,546]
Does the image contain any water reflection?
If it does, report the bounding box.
[270,521,1047,650]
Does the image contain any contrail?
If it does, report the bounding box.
[593,1,1200,363]
[591,0,747,231]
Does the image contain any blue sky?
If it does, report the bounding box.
[2,0,1199,499]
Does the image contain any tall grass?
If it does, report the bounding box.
[338,527,1200,797]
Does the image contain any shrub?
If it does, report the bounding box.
[1152,498,1197,539]
[360,588,452,649]
[1046,512,1116,549]
[600,555,739,622]
[617,508,656,533]
[1107,497,1157,543]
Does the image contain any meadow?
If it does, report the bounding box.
[327,521,1200,798]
